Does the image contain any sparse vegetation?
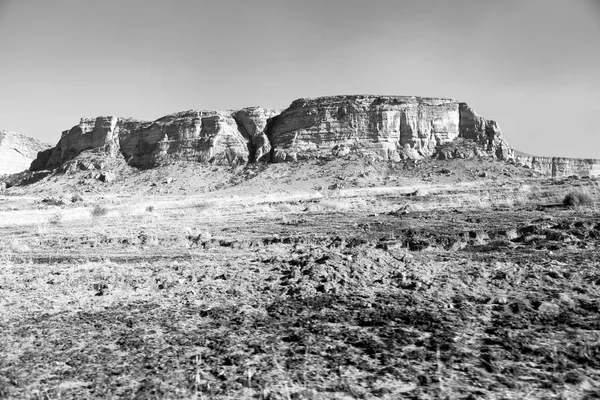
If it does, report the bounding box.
[41,196,65,206]
[563,190,594,207]
[1,160,600,399]
[91,204,109,217]
[194,201,213,211]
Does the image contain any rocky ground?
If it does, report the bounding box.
[1,158,599,399]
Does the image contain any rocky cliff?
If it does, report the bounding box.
[514,155,600,177]
[0,130,51,175]
[32,108,280,171]
[268,95,513,162]
[31,95,516,173]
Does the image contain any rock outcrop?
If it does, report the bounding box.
[515,155,600,177]
[0,130,51,175]
[233,107,280,162]
[33,109,279,170]
[43,94,600,176]
[267,95,512,162]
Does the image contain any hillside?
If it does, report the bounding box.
[0,130,51,175]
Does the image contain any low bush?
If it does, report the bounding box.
[563,191,594,208]
[41,197,65,206]
[91,204,109,217]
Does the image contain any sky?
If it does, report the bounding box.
[0,0,599,158]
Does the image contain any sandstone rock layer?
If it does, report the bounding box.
[33,107,280,171]
[515,155,600,177]
[268,95,512,162]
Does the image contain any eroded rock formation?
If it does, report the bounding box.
[268,95,513,162]
[32,108,281,171]
[233,107,280,162]
[0,130,51,175]
[31,95,516,172]
[514,155,600,177]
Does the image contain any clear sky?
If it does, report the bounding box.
[1,0,599,158]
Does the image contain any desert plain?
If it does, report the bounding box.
[1,156,599,400]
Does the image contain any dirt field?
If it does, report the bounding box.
[1,159,600,399]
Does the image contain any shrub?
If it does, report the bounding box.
[146,205,155,213]
[194,202,212,211]
[563,191,594,208]
[91,204,109,217]
[41,197,65,206]
[71,194,84,203]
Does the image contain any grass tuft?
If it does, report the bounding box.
[563,190,594,208]
[41,197,65,206]
[91,204,109,218]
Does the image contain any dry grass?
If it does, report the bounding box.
[563,190,595,208]
[91,204,109,218]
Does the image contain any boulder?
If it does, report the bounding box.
[99,172,116,183]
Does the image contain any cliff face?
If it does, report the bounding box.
[30,94,515,172]
[233,107,280,162]
[267,95,512,162]
[515,155,600,177]
[34,108,279,170]
[0,130,51,175]
[458,103,513,160]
